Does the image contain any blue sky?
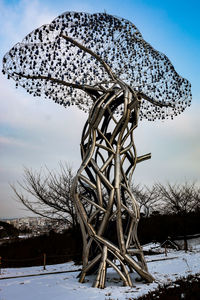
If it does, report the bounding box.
[0,0,200,218]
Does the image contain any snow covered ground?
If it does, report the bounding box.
[0,238,200,300]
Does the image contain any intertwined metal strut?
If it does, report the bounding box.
[72,83,154,288]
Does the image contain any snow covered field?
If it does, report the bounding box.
[0,239,200,300]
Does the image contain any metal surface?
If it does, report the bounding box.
[72,83,154,287]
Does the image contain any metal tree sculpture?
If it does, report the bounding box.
[3,12,192,288]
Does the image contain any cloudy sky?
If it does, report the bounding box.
[0,0,200,218]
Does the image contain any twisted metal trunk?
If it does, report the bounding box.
[72,84,154,288]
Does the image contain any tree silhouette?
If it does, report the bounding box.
[11,164,79,229]
[3,12,191,288]
[156,181,199,251]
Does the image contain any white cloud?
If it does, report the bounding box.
[0,0,54,50]
[134,100,200,186]
[0,135,26,147]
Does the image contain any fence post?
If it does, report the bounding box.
[43,253,46,270]
[165,245,167,257]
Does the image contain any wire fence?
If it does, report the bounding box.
[0,252,82,271]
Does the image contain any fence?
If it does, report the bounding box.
[0,252,82,271]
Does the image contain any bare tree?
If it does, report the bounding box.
[131,184,160,217]
[156,181,199,215]
[195,186,200,213]
[155,181,199,250]
[11,163,78,229]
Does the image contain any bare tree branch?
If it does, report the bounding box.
[11,163,79,229]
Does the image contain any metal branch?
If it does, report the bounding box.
[60,34,117,82]
[13,72,103,95]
